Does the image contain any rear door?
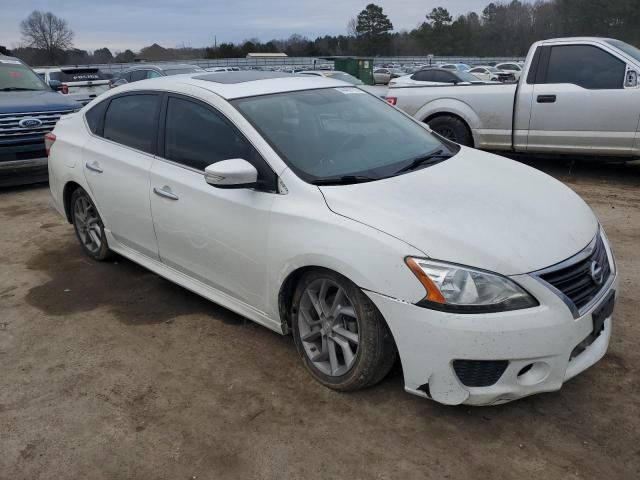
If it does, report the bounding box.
[527,43,638,155]
[149,94,277,311]
[83,92,161,259]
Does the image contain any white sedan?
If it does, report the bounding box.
[46,72,616,406]
[390,69,486,87]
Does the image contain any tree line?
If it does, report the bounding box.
[5,0,640,66]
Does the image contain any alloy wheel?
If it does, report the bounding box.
[73,195,103,254]
[297,278,360,377]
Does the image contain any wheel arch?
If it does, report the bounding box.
[62,181,84,223]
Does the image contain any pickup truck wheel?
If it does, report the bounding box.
[291,269,397,392]
[427,115,473,147]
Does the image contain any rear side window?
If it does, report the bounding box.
[85,100,109,135]
[164,97,254,171]
[412,71,436,82]
[545,45,625,89]
[103,94,160,153]
[432,71,455,83]
[129,70,148,82]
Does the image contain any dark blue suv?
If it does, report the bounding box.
[0,55,81,186]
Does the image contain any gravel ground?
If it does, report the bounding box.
[1,159,639,480]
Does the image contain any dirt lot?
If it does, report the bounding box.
[1,159,639,480]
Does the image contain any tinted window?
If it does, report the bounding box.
[129,70,149,82]
[51,68,109,82]
[432,71,455,83]
[103,94,159,153]
[412,71,437,82]
[85,99,109,135]
[164,97,256,171]
[148,70,162,78]
[546,45,625,89]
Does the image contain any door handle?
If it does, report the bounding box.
[85,161,103,173]
[153,186,179,201]
[537,94,557,103]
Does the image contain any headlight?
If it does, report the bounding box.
[405,257,538,313]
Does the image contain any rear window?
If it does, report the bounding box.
[50,69,110,82]
[103,94,160,153]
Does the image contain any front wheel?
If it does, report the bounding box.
[291,269,397,391]
[70,187,111,261]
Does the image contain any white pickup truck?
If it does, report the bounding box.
[386,37,640,159]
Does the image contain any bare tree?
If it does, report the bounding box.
[20,10,74,64]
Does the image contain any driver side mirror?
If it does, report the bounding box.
[625,69,638,88]
[204,159,258,189]
[48,79,62,91]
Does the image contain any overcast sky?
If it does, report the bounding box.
[2,0,504,52]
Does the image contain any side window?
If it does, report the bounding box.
[164,97,277,190]
[85,99,109,135]
[433,71,455,83]
[164,97,250,170]
[129,70,148,82]
[103,94,160,153]
[147,70,162,79]
[412,71,435,82]
[545,45,625,89]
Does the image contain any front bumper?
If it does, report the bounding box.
[0,157,48,186]
[366,272,617,406]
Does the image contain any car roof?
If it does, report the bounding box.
[108,71,350,100]
[123,63,199,72]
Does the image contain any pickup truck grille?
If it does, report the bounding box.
[539,235,611,311]
[0,109,75,139]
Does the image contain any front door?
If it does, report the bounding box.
[527,44,639,156]
[149,94,278,312]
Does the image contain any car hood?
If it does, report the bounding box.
[319,148,598,275]
[0,90,80,114]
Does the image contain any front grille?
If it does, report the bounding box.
[539,235,611,311]
[0,109,74,139]
[453,360,509,387]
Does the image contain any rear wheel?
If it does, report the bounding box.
[70,188,111,261]
[291,269,396,391]
[427,115,473,147]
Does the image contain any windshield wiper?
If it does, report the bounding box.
[0,87,41,91]
[312,175,377,186]
[393,149,451,175]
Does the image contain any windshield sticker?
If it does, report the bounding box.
[335,87,366,94]
[0,59,22,64]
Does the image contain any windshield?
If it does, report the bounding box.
[456,71,483,82]
[163,67,205,75]
[606,39,640,63]
[0,60,47,91]
[232,87,455,184]
[324,71,364,85]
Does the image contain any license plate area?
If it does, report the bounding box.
[592,290,615,335]
[570,290,615,361]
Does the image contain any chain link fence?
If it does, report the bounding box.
[42,56,525,74]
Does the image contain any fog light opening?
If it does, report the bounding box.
[517,362,550,386]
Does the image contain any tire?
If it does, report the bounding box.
[427,115,473,147]
[291,269,397,392]
[70,187,111,261]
